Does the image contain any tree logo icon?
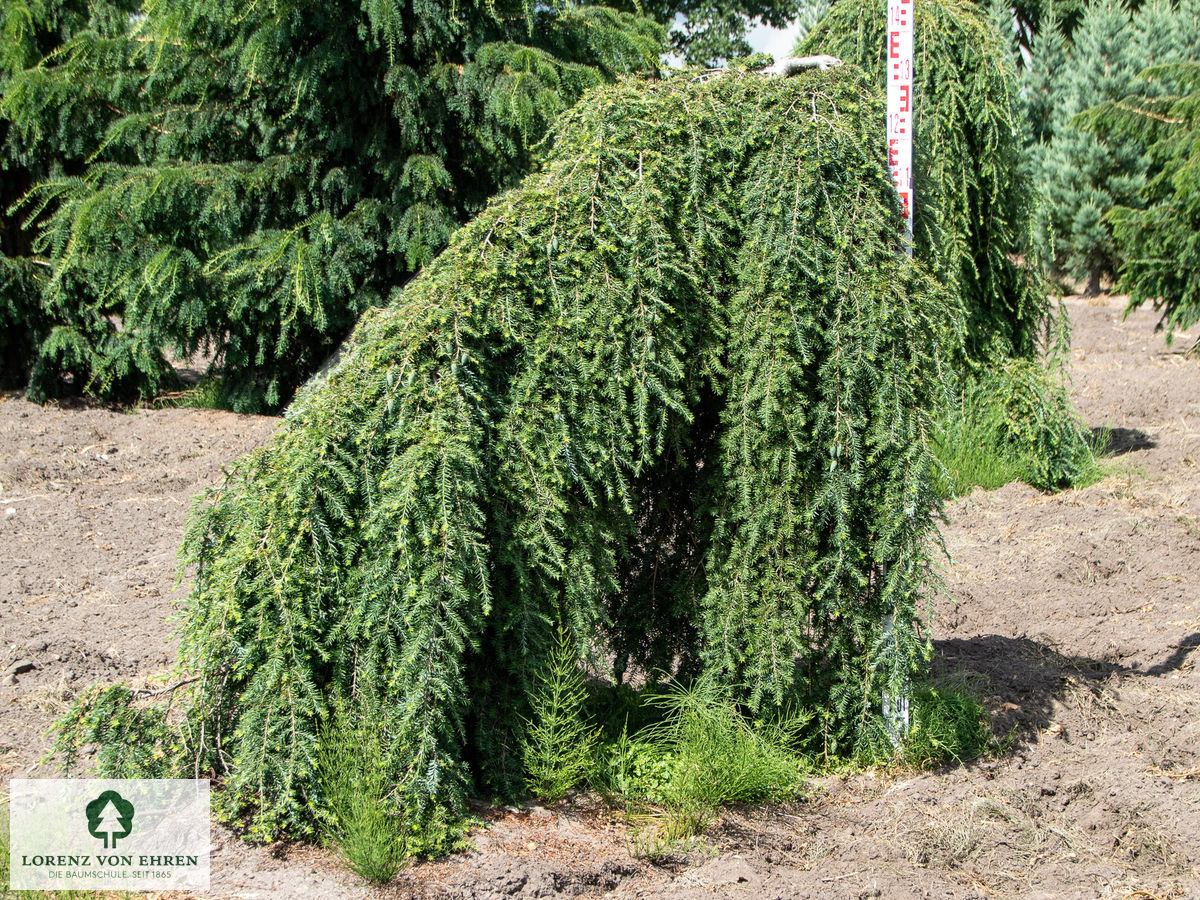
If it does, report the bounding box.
[85,790,135,849]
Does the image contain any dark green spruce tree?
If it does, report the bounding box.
[3,0,661,410]
[0,0,137,388]
[1010,0,1086,55]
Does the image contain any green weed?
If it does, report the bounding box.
[934,359,1101,496]
[175,378,228,410]
[147,377,232,410]
[591,726,674,806]
[634,679,809,845]
[926,415,1022,494]
[522,628,600,803]
[932,411,1026,496]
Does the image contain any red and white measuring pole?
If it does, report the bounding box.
[887,0,915,255]
[883,0,915,743]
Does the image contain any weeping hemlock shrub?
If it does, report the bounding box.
[53,68,962,839]
[800,0,1049,359]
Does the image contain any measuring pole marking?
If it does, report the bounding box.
[887,0,915,253]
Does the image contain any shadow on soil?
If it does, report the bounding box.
[1091,425,1157,456]
[932,632,1200,747]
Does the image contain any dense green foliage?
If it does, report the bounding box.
[1010,0,1087,52]
[49,0,1091,849]
[966,356,1098,491]
[60,67,960,840]
[2,0,661,410]
[52,682,177,778]
[793,0,833,45]
[1022,13,1070,149]
[800,0,1049,359]
[2,0,832,410]
[1080,58,1200,342]
[0,0,137,389]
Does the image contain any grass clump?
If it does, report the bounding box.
[316,697,473,878]
[316,702,407,884]
[632,680,809,844]
[932,408,1026,496]
[934,357,1100,496]
[175,378,229,411]
[902,680,995,768]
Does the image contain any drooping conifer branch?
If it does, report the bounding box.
[801,0,1048,359]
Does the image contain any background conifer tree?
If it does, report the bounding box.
[1079,58,1200,342]
[1034,0,1143,294]
[1022,12,1069,146]
[793,0,833,44]
[3,0,662,410]
[0,0,137,388]
[1027,0,1199,295]
[1021,11,1069,261]
[1134,0,1187,70]
[1012,0,1086,52]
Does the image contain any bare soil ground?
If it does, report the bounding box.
[1,293,1197,899]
